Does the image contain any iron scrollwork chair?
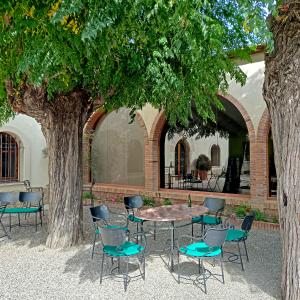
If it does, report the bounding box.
[191,197,225,236]
[177,227,228,294]
[224,213,255,271]
[99,227,147,291]
[90,204,128,259]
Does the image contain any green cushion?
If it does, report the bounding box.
[0,207,41,214]
[128,214,144,223]
[95,225,128,235]
[179,241,222,257]
[226,229,247,241]
[103,241,144,257]
[192,215,221,225]
[192,216,203,223]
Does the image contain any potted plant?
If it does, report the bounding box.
[196,154,212,180]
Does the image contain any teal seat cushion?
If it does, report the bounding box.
[192,215,221,225]
[128,214,144,223]
[192,216,203,223]
[0,207,41,214]
[103,241,144,257]
[179,241,221,257]
[95,225,128,235]
[226,229,247,241]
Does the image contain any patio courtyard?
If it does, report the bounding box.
[0,206,281,300]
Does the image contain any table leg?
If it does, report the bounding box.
[170,221,175,272]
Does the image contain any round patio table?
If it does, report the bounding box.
[135,204,208,271]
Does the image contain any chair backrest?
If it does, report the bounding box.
[100,227,127,247]
[19,192,42,204]
[204,227,228,248]
[23,180,31,191]
[90,205,110,223]
[204,197,225,213]
[0,192,16,205]
[124,196,143,210]
[241,213,255,232]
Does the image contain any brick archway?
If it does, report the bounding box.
[148,93,256,193]
[256,108,273,202]
[83,109,149,185]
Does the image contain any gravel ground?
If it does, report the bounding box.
[0,207,281,300]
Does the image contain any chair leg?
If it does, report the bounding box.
[92,233,97,259]
[191,223,194,237]
[220,255,225,284]
[153,221,156,240]
[40,210,43,227]
[35,213,38,232]
[243,240,249,262]
[237,241,244,271]
[18,213,21,226]
[0,220,10,239]
[118,258,120,272]
[177,252,180,284]
[201,259,207,294]
[198,258,201,274]
[142,253,146,280]
[100,252,105,284]
[9,214,11,232]
[123,257,129,291]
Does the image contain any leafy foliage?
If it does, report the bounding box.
[162,198,173,206]
[142,195,156,207]
[0,0,276,127]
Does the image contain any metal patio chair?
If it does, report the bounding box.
[224,213,255,271]
[177,227,228,294]
[124,196,146,234]
[99,227,147,291]
[90,204,128,259]
[191,197,225,236]
[23,180,45,215]
[0,200,10,239]
[19,192,43,231]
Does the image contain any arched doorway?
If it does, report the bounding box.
[150,94,255,194]
[175,140,188,177]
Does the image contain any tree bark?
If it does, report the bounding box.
[263,3,300,299]
[6,82,91,248]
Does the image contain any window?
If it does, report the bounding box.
[211,144,220,166]
[175,141,187,176]
[0,133,18,182]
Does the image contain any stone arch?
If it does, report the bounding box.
[83,109,149,185]
[148,93,256,192]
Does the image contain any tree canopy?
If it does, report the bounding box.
[0,0,276,127]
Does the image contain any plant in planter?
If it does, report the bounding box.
[196,154,212,180]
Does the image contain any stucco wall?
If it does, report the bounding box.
[0,114,48,189]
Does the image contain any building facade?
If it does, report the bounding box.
[0,50,276,214]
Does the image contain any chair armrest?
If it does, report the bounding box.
[177,234,203,250]
[129,231,147,251]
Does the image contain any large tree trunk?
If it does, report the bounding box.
[44,97,87,248]
[263,3,300,299]
[5,83,91,248]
